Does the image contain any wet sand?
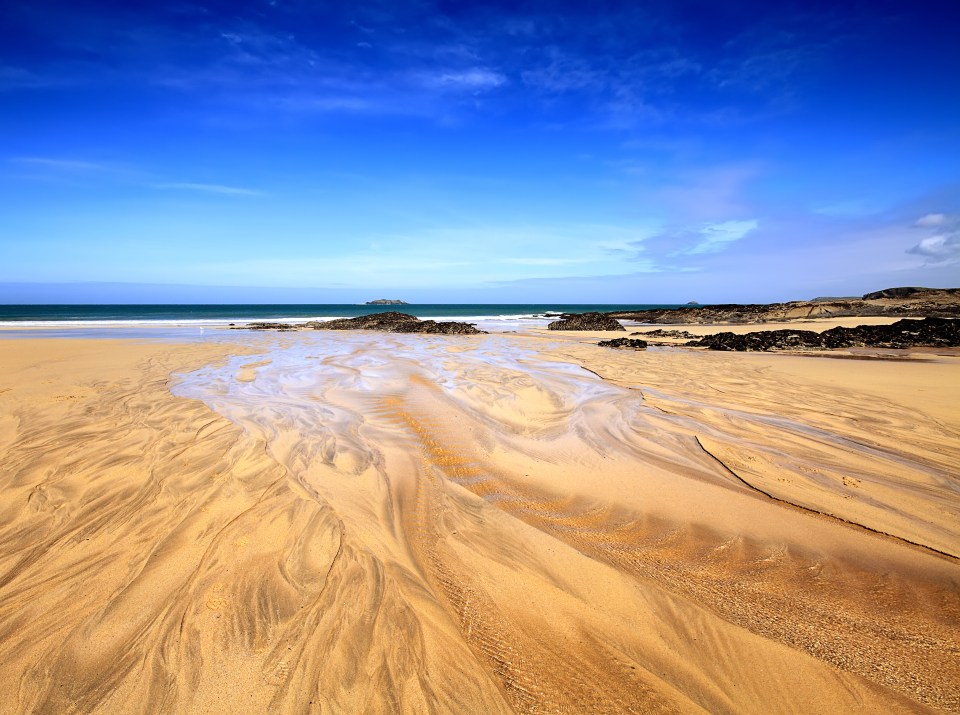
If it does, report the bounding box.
[0,332,957,713]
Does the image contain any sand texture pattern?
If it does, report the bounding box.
[0,334,958,714]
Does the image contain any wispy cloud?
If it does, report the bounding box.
[271,95,382,114]
[0,65,63,91]
[172,222,657,288]
[151,182,265,196]
[500,257,587,266]
[812,199,880,218]
[517,44,699,126]
[12,157,110,171]
[686,219,759,254]
[629,218,760,262]
[707,6,843,112]
[2,0,905,132]
[520,48,600,93]
[9,157,265,197]
[650,162,763,221]
[427,68,507,91]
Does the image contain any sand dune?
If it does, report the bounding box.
[0,333,957,713]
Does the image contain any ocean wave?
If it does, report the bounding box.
[0,312,566,328]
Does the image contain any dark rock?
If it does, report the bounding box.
[306,312,484,334]
[598,337,648,349]
[364,299,408,305]
[685,329,823,351]
[819,317,960,349]
[548,312,625,331]
[633,329,698,339]
[236,322,297,330]
[685,317,960,351]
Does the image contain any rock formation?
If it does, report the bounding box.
[633,329,699,339]
[307,312,484,334]
[606,287,960,325]
[598,337,648,349]
[547,312,625,331]
[237,322,297,331]
[686,317,960,351]
[862,287,959,300]
[236,312,484,334]
[364,299,408,305]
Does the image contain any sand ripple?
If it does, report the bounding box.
[0,334,957,713]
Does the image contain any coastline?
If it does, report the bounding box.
[0,325,958,712]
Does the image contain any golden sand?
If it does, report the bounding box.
[0,333,957,713]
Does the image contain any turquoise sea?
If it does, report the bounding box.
[0,303,692,338]
[0,303,682,325]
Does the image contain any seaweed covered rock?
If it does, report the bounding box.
[598,337,648,349]
[819,317,960,348]
[685,329,823,351]
[547,312,625,331]
[634,329,698,339]
[236,322,296,330]
[685,317,960,351]
[307,312,484,334]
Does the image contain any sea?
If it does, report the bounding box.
[0,303,684,338]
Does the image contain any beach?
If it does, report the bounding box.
[0,326,958,713]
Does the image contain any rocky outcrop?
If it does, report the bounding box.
[236,312,484,334]
[598,337,648,349]
[548,312,625,331]
[607,288,960,325]
[685,329,826,351]
[237,322,297,331]
[686,317,960,351]
[633,329,698,339]
[364,299,408,305]
[306,312,484,334]
[862,287,959,300]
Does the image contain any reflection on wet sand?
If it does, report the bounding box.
[0,333,957,713]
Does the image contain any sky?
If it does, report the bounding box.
[1,0,959,303]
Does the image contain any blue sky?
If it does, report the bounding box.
[1,0,958,303]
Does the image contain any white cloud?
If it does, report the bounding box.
[915,213,948,227]
[428,68,507,90]
[688,218,758,254]
[907,213,960,263]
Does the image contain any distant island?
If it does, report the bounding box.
[364,299,408,305]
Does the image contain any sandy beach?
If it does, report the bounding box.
[0,329,958,713]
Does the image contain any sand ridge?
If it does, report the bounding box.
[0,333,957,713]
